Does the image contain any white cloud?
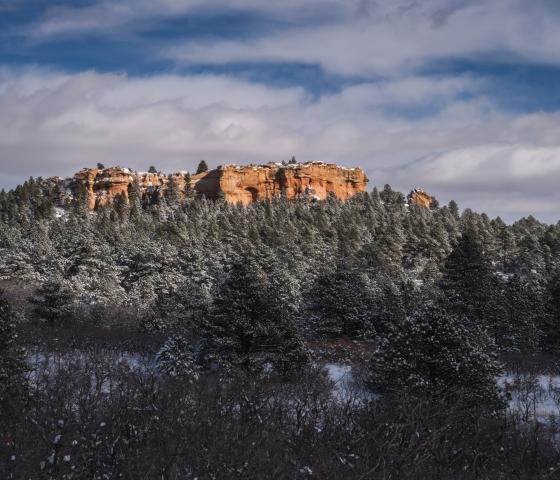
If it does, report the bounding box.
[31,0,350,37]
[24,0,560,81]
[2,67,560,221]
[393,145,560,190]
[165,0,560,76]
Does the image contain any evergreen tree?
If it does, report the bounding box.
[309,265,381,338]
[200,255,307,373]
[70,181,89,216]
[165,175,182,207]
[448,200,460,219]
[127,178,143,221]
[157,335,200,379]
[184,172,194,198]
[543,268,560,352]
[31,277,74,325]
[440,231,501,327]
[64,233,124,306]
[0,292,26,404]
[367,303,504,410]
[112,192,128,221]
[152,252,211,333]
[380,184,405,206]
[493,217,517,272]
[195,160,209,175]
[497,275,543,351]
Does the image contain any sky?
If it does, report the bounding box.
[1,0,560,222]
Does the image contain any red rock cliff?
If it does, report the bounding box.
[65,162,368,209]
[193,162,368,205]
[407,188,433,208]
[71,167,190,209]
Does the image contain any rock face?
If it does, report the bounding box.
[407,188,433,208]
[194,162,368,205]
[62,162,368,209]
[70,167,189,209]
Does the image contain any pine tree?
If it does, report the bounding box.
[195,160,209,175]
[31,277,74,324]
[184,172,194,198]
[127,178,143,221]
[64,233,124,306]
[448,200,460,219]
[200,254,307,373]
[543,268,560,352]
[152,256,211,333]
[165,175,182,207]
[70,181,89,216]
[497,275,543,351]
[380,184,405,206]
[0,292,26,404]
[367,303,504,410]
[493,217,517,272]
[112,192,128,221]
[157,335,200,379]
[309,265,380,338]
[440,231,501,327]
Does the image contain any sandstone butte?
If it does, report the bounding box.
[407,188,434,208]
[57,162,370,209]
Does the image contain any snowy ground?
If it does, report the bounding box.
[27,351,560,422]
[326,362,560,420]
[325,363,353,392]
[500,373,560,420]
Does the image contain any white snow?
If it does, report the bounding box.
[54,207,66,219]
[326,363,352,386]
[299,466,313,475]
[499,373,560,419]
[325,363,372,402]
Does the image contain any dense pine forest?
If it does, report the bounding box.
[2,176,560,478]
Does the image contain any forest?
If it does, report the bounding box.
[2,176,560,479]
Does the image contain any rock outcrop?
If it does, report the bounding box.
[194,162,368,205]
[407,188,433,208]
[70,167,190,209]
[61,162,368,209]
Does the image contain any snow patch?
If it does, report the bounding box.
[499,373,560,419]
[54,207,66,219]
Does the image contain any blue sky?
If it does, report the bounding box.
[2,0,560,221]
